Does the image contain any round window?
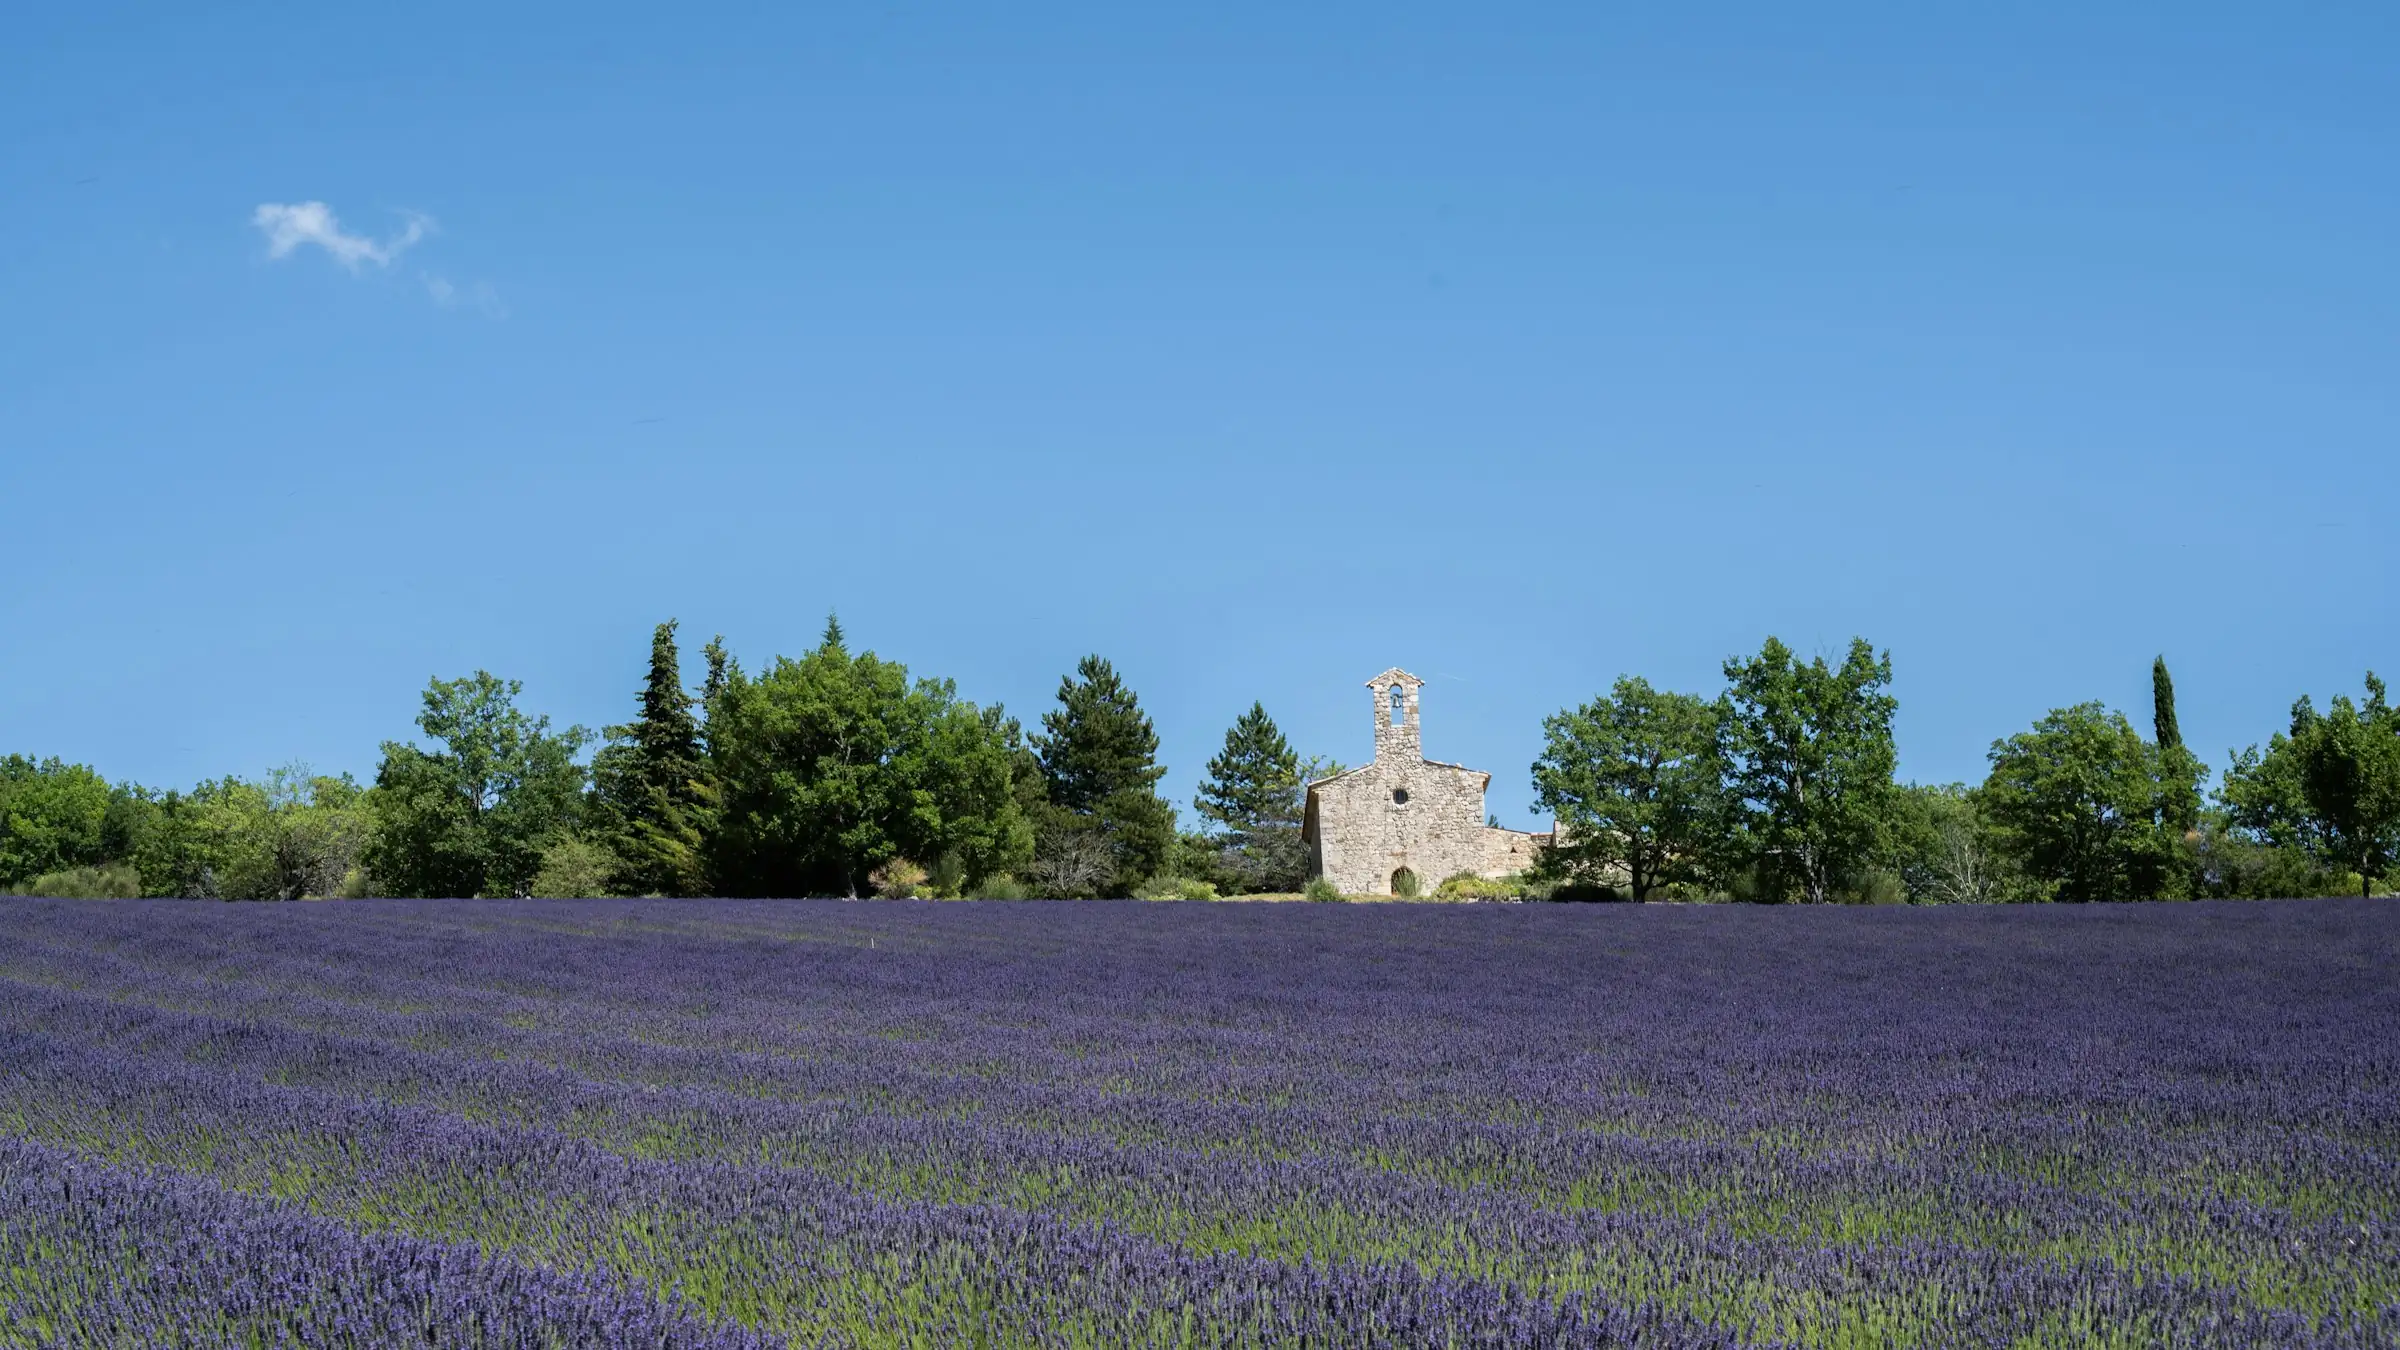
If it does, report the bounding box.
[1392,788,1409,805]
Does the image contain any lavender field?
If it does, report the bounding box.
[2,898,2395,1348]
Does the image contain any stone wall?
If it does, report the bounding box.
[1309,759,1499,895]
[1481,827,1552,878]
[1305,667,1557,896]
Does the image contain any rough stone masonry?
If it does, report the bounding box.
[1301,668,1554,895]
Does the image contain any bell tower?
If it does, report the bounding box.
[1367,668,1424,764]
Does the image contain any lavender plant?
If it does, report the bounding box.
[0,897,2393,1347]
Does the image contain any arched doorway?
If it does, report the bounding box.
[1390,867,1419,898]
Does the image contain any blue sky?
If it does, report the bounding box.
[5,3,2395,826]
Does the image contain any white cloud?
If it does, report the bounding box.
[252,201,431,271]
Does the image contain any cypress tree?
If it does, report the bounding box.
[2152,657,2183,751]
[2151,655,2202,835]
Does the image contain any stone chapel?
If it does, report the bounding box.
[1301,668,1554,896]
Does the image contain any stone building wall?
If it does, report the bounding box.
[1481,827,1551,877]
[1304,668,1556,896]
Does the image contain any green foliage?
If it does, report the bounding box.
[212,768,371,901]
[1390,867,1422,899]
[1433,871,1524,900]
[2152,657,2184,752]
[1531,676,1727,901]
[1034,656,1165,810]
[1302,876,1343,903]
[1543,879,1627,902]
[2149,658,2205,833]
[1196,703,1299,829]
[1981,703,2190,902]
[0,755,116,888]
[1842,870,1908,905]
[528,836,622,899]
[923,852,967,899]
[2178,809,2349,899]
[1029,656,1174,895]
[115,768,370,900]
[589,620,712,898]
[1133,874,1219,901]
[705,629,1030,898]
[971,874,1031,900]
[1883,783,2032,904]
[1717,637,1900,904]
[1194,703,1308,893]
[123,786,213,897]
[6,860,141,898]
[2221,673,2400,898]
[869,858,931,899]
[363,673,592,899]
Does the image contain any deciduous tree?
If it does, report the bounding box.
[1717,637,1899,903]
[1981,703,2185,901]
[1531,677,1726,901]
[2223,674,2400,898]
[364,672,591,898]
[0,755,115,888]
[705,623,1029,897]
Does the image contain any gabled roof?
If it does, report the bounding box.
[1303,758,1490,800]
[1363,667,1424,689]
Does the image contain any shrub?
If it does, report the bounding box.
[971,875,1031,900]
[1133,874,1219,902]
[1843,870,1909,906]
[1544,880,1625,903]
[870,859,930,900]
[1302,877,1343,904]
[8,862,141,899]
[924,853,967,900]
[1391,869,1422,899]
[528,838,621,899]
[1434,872,1525,901]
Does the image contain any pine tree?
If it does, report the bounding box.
[2152,657,2183,751]
[1030,656,1173,893]
[821,612,846,653]
[1195,702,1306,892]
[1196,703,1301,835]
[1034,656,1165,811]
[702,635,731,705]
[595,621,710,896]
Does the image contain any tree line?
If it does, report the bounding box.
[4,624,2393,902]
[0,619,1326,901]
[1532,639,2400,902]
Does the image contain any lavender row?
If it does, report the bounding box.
[5,1002,2394,1345]
[0,1135,768,1350]
[4,896,2397,1346]
[0,1034,1739,1349]
[9,970,2391,1308]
